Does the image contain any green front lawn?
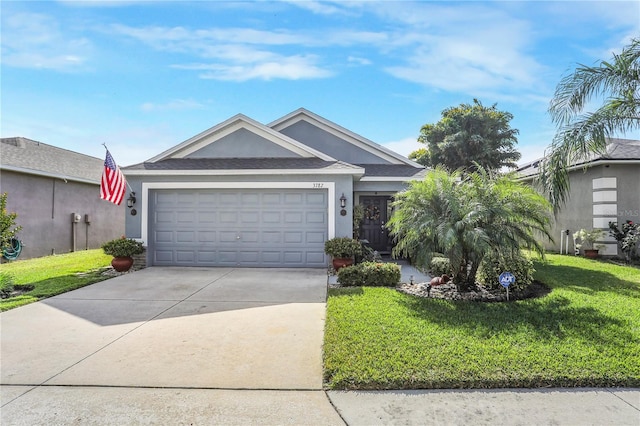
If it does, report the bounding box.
[324,254,640,389]
[0,250,112,311]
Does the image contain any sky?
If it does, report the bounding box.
[2,0,639,168]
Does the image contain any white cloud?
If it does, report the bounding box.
[1,12,92,70]
[283,0,354,16]
[173,54,332,81]
[348,56,372,66]
[382,136,421,158]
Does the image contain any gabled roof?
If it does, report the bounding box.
[0,137,103,184]
[147,113,336,163]
[269,108,424,168]
[517,138,640,178]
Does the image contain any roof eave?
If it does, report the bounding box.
[0,164,99,185]
[123,167,365,177]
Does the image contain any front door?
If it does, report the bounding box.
[359,196,392,253]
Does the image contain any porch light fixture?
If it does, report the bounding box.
[340,193,347,208]
[127,192,136,208]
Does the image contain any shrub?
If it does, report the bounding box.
[101,237,144,258]
[477,252,534,291]
[609,220,640,262]
[337,262,401,287]
[0,272,15,299]
[1,192,22,252]
[324,237,363,258]
[429,256,452,276]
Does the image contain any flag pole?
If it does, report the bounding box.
[102,143,133,192]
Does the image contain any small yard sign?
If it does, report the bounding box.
[499,272,515,301]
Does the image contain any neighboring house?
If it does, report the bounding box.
[0,137,125,260]
[517,138,640,256]
[123,108,426,268]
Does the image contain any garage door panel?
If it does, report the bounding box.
[198,212,217,223]
[219,212,238,223]
[263,193,281,204]
[150,188,327,267]
[177,231,196,243]
[155,250,173,262]
[261,252,281,263]
[197,251,216,262]
[176,251,196,262]
[241,232,259,243]
[306,252,325,263]
[284,212,303,223]
[262,212,281,223]
[154,230,173,243]
[306,192,326,204]
[198,231,216,243]
[155,211,174,223]
[284,232,303,243]
[219,231,238,243]
[306,231,325,243]
[240,212,259,224]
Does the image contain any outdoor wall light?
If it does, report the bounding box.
[127,192,137,208]
[340,193,347,208]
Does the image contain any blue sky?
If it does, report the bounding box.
[2,1,639,167]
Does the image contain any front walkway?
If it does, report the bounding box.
[327,257,432,285]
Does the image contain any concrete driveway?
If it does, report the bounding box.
[1,267,344,425]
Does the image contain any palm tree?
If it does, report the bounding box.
[388,167,552,292]
[541,38,640,210]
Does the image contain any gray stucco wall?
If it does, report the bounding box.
[186,128,301,158]
[544,163,640,255]
[1,170,125,260]
[278,121,392,164]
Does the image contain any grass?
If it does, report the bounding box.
[324,254,640,389]
[0,250,112,311]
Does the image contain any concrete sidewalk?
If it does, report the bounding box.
[328,388,640,425]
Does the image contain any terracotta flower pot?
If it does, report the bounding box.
[583,249,599,259]
[111,256,134,272]
[332,258,354,271]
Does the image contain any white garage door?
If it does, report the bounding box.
[150,189,328,267]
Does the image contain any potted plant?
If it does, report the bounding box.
[102,237,144,272]
[324,237,363,271]
[574,229,605,259]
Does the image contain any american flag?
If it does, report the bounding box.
[100,149,126,205]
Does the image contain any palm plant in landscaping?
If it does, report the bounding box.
[387,166,553,291]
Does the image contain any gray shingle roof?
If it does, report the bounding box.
[356,164,427,178]
[517,138,640,178]
[124,157,362,171]
[1,137,103,183]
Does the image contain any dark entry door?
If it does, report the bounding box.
[360,196,392,253]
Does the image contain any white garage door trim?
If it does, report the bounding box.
[140,181,335,247]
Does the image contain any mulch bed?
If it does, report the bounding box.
[397,280,551,302]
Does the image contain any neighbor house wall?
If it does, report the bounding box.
[0,170,125,259]
[545,163,640,256]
